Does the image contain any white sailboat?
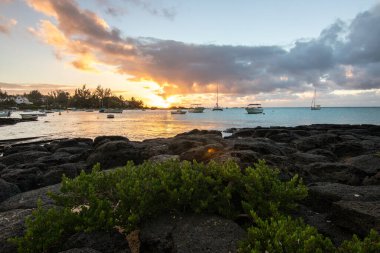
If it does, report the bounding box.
[245,104,264,114]
[311,88,321,110]
[212,84,223,111]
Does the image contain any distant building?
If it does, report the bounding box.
[14,96,33,105]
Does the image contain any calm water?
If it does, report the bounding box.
[1,107,380,141]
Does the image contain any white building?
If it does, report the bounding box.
[14,96,33,105]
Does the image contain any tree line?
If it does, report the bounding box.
[0,85,144,109]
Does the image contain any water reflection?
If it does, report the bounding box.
[1,108,380,141]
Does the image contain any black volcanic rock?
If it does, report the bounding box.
[0,179,20,203]
[0,209,33,253]
[0,151,51,166]
[346,154,380,175]
[0,183,61,212]
[93,136,129,148]
[87,140,142,169]
[140,213,245,253]
[331,200,380,236]
[61,231,130,253]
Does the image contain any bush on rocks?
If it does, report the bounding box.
[10,160,380,253]
[11,160,306,252]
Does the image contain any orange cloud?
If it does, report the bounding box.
[0,16,17,34]
[26,0,56,17]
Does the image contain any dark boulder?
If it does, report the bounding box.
[175,129,222,138]
[346,154,380,175]
[180,143,224,162]
[0,151,51,166]
[61,231,130,253]
[291,152,333,164]
[3,144,48,156]
[304,162,367,185]
[294,134,339,151]
[0,209,33,253]
[234,139,285,156]
[306,183,380,212]
[93,136,129,148]
[0,183,61,211]
[55,147,92,155]
[332,141,364,158]
[363,172,380,185]
[41,162,86,186]
[331,200,380,236]
[87,141,142,169]
[0,163,5,172]
[1,166,42,192]
[140,213,245,253]
[168,139,203,154]
[307,149,338,161]
[46,138,93,152]
[141,138,171,158]
[0,179,21,203]
[36,151,73,165]
[294,205,352,245]
[230,150,260,164]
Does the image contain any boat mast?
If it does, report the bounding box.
[216,83,219,108]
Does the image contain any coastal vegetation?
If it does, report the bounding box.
[10,159,380,253]
[0,85,144,110]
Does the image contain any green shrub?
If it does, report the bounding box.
[338,229,380,253]
[13,159,307,252]
[238,211,335,253]
[241,160,307,218]
[9,200,81,253]
[238,212,380,253]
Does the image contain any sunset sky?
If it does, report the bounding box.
[1,0,380,107]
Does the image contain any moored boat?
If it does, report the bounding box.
[245,104,264,114]
[107,114,115,118]
[100,108,123,113]
[311,88,321,110]
[171,109,187,114]
[188,104,205,113]
[20,113,38,120]
[0,110,11,117]
[212,84,223,111]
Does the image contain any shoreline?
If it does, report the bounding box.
[0,124,379,252]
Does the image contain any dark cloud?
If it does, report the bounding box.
[28,1,380,97]
[0,82,76,94]
[122,0,176,20]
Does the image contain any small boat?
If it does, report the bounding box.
[0,110,11,117]
[188,104,205,113]
[245,104,264,114]
[311,88,321,110]
[107,114,115,118]
[45,110,54,113]
[171,109,186,114]
[20,113,38,120]
[212,84,223,111]
[85,109,94,112]
[100,108,123,113]
[106,109,123,113]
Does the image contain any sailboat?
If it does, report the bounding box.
[311,88,321,110]
[212,84,223,111]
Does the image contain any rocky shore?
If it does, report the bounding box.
[1,124,379,252]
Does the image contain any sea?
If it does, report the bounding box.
[1,107,380,142]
